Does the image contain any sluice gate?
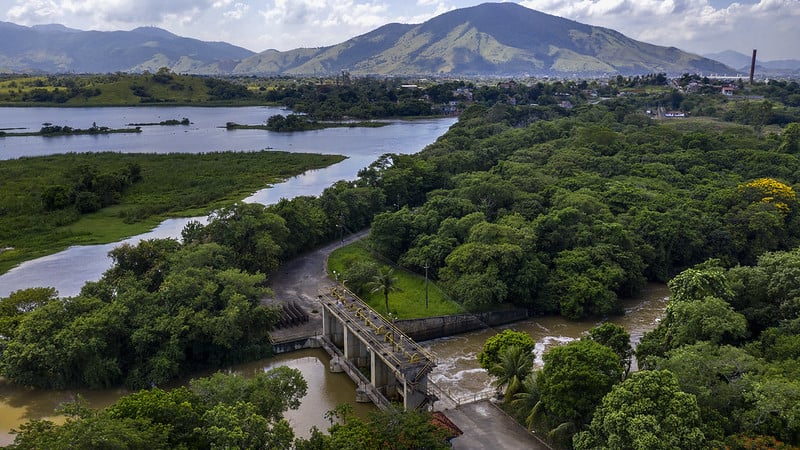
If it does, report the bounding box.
[319,286,437,411]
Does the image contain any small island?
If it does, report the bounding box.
[0,122,141,137]
[225,113,389,132]
[127,117,191,126]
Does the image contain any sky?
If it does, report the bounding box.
[3,0,799,61]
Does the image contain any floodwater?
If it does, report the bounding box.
[0,284,668,445]
[0,349,374,446]
[425,283,670,404]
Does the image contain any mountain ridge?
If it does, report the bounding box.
[704,50,800,72]
[0,3,732,76]
[240,3,731,76]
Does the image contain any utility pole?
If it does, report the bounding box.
[423,261,429,309]
[339,213,344,246]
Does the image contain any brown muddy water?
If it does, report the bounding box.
[0,283,668,446]
[0,349,374,446]
[424,283,670,403]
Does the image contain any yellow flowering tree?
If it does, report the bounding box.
[728,178,800,264]
[737,178,797,215]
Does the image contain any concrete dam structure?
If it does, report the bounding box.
[319,286,437,411]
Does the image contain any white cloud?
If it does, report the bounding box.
[2,0,798,59]
[223,2,249,20]
[257,0,390,48]
[7,0,62,22]
[7,0,216,28]
[519,0,800,59]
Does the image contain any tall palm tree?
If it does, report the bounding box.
[365,267,402,315]
[490,345,533,402]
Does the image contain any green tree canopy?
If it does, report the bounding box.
[573,370,705,450]
[477,329,535,373]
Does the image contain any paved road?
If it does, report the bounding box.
[266,229,370,342]
[445,401,551,450]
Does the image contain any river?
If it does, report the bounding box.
[0,106,669,445]
[425,283,670,403]
[0,107,457,297]
[0,284,669,445]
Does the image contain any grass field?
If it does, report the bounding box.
[0,73,268,106]
[327,241,463,319]
[0,151,345,274]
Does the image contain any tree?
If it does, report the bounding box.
[668,296,748,347]
[203,202,290,274]
[491,345,534,402]
[779,122,800,153]
[0,287,58,336]
[667,259,733,303]
[573,370,706,450]
[535,339,623,436]
[297,404,449,450]
[652,342,759,440]
[511,373,541,430]
[10,368,308,449]
[739,376,800,444]
[365,267,402,315]
[477,329,536,372]
[189,367,307,423]
[587,322,633,376]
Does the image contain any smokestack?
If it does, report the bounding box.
[749,49,757,84]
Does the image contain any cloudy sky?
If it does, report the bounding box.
[3,0,799,60]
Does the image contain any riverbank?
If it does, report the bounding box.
[0,126,141,137]
[0,151,345,275]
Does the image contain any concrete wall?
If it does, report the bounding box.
[394,309,529,342]
[272,337,321,354]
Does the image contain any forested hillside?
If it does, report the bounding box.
[364,101,800,318]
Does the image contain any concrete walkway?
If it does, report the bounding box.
[444,401,551,450]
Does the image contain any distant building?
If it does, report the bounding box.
[664,111,686,118]
[722,86,735,96]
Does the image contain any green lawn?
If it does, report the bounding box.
[327,241,462,319]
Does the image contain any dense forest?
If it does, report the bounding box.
[2,75,800,447]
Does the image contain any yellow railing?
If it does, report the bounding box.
[321,286,436,379]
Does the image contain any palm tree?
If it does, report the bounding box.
[365,267,402,315]
[511,373,540,430]
[490,345,533,402]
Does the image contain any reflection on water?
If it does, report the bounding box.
[0,109,456,298]
[425,283,670,400]
[0,285,669,444]
[0,349,373,446]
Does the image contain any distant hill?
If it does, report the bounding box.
[705,50,800,72]
[0,2,732,76]
[233,2,731,76]
[0,21,255,74]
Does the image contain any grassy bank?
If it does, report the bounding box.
[0,150,345,274]
[327,242,462,319]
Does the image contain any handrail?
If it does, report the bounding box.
[327,285,436,363]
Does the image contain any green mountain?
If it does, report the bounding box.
[0,2,732,76]
[0,22,254,74]
[233,2,731,76]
